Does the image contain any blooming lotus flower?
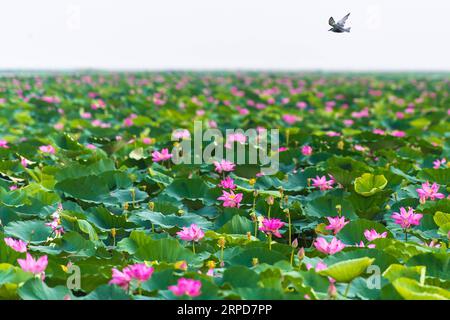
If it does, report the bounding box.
[356,241,376,249]
[213,159,235,173]
[124,263,154,282]
[282,114,298,125]
[20,157,29,168]
[142,137,152,144]
[218,176,236,190]
[18,253,48,277]
[0,139,10,148]
[109,268,132,290]
[259,218,285,238]
[325,216,349,235]
[391,130,406,137]
[373,129,386,135]
[311,175,334,191]
[172,129,191,140]
[4,237,27,252]
[314,237,346,255]
[416,182,445,203]
[39,145,55,154]
[123,114,137,127]
[177,224,205,242]
[364,229,387,242]
[152,148,173,162]
[80,112,92,119]
[423,240,441,248]
[297,101,308,109]
[391,207,423,229]
[306,261,328,272]
[168,278,202,297]
[91,99,106,110]
[217,190,243,208]
[433,158,446,169]
[301,145,313,156]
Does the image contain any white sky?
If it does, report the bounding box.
[1,0,449,71]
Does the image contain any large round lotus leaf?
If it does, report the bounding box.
[319,257,375,283]
[354,173,388,197]
[392,278,450,300]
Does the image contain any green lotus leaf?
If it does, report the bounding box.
[354,173,388,197]
[319,257,375,283]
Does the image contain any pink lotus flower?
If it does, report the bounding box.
[80,112,92,119]
[39,145,55,154]
[124,263,154,282]
[0,139,10,148]
[218,176,236,190]
[306,261,328,272]
[373,129,386,135]
[109,268,132,290]
[152,148,172,162]
[416,182,445,203]
[217,190,243,208]
[391,130,406,137]
[364,229,387,241]
[213,159,235,173]
[142,137,152,145]
[356,241,376,249]
[296,101,308,109]
[172,129,191,140]
[314,237,346,255]
[91,99,106,110]
[311,175,334,191]
[282,114,298,125]
[123,114,137,127]
[301,145,313,156]
[433,158,446,169]
[325,216,349,235]
[391,207,423,229]
[259,218,285,238]
[21,157,29,168]
[4,237,27,252]
[18,253,48,277]
[177,224,205,242]
[168,278,202,297]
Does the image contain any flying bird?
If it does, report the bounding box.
[328,13,351,33]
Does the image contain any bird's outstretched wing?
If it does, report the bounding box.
[328,17,336,26]
[337,13,350,27]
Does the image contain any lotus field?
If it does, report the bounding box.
[0,72,449,300]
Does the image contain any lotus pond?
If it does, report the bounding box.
[0,72,449,300]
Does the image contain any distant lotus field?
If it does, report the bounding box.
[0,72,449,300]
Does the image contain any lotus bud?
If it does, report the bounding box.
[385,204,391,210]
[291,238,298,248]
[252,258,259,266]
[266,195,274,206]
[249,178,256,186]
[297,247,305,260]
[328,281,337,299]
[217,237,226,249]
[206,260,216,269]
[335,204,342,216]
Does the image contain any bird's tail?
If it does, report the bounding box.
[345,27,351,32]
